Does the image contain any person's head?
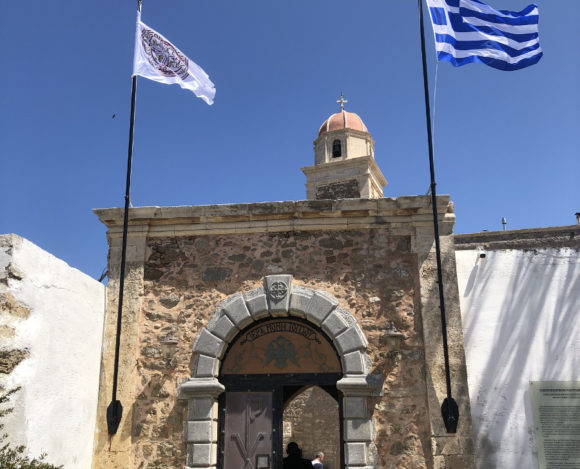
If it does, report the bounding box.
[315,452,324,461]
[286,442,301,457]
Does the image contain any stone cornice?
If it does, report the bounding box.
[313,127,375,146]
[93,196,455,237]
[301,155,387,187]
[455,225,580,251]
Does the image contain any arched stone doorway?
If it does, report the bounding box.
[178,275,380,469]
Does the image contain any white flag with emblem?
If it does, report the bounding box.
[133,11,215,105]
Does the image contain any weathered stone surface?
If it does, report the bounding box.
[0,349,29,374]
[321,307,349,339]
[264,275,292,315]
[289,285,314,318]
[101,207,473,469]
[244,287,269,319]
[220,293,253,329]
[186,443,216,466]
[335,325,368,355]
[193,354,219,378]
[206,311,238,342]
[185,421,217,443]
[319,236,345,250]
[316,180,360,200]
[344,397,367,419]
[305,290,338,325]
[178,378,225,399]
[455,225,580,251]
[337,375,381,397]
[346,442,367,465]
[0,292,30,318]
[202,267,232,283]
[345,419,374,441]
[159,293,180,309]
[141,345,163,358]
[0,325,15,338]
[188,398,218,421]
[342,351,366,375]
[192,329,226,358]
[0,263,23,283]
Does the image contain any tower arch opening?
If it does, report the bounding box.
[332,139,342,158]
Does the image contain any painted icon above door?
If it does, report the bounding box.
[221,318,341,374]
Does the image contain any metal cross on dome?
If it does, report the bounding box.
[337,92,348,111]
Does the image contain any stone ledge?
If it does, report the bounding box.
[93,196,454,232]
[455,225,580,251]
[337,375,382,396]
[178,378,225,400]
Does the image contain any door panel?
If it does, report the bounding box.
[224,392,273,469]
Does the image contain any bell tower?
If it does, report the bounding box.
[302,94,387,200]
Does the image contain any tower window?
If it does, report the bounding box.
[332,140,342,158]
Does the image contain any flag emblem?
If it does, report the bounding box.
[426,0,542,71]
[141,28,189,80]
[133,10,216,104]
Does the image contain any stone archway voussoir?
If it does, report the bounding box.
[181,275,378,469]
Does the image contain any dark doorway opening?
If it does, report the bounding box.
[283,385,341,469]
[218,375,343,469]
[218,317,344,469]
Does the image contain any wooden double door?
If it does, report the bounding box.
[219,375,342,469]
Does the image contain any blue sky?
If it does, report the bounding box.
[1,0,578,279]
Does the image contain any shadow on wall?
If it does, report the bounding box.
[460,248,580,467]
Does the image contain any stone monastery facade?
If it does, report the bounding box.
[3,104,579,469]
[90,107,476,469]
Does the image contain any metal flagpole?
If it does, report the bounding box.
[107,0,142,436]
[417,0,459,433]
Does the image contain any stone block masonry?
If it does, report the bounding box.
[92,197,475,469]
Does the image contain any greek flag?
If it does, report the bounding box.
[426,0,542,71]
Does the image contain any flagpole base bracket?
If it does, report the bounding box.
[441,397,459,433]
[107,400,123,435]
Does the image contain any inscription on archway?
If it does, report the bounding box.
[221,319,341,374]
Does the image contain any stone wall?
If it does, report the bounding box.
[0,234,105,469]
[455,226,580,469]
[133,228,428,468]
[93,198,475,469]
[316,179,360,199]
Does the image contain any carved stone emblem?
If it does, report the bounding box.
[141,28,189,79]
[269,282,287,303]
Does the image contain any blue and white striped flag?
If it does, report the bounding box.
[426,0,542,71]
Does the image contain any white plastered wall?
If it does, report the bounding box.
[0,234,105,469]
[456,247,580,469]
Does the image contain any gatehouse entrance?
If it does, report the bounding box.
[218,317,343,469]
[178,276,379,469]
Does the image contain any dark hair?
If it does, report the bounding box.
[286,442,301,456]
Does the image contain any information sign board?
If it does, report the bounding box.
[530,381,580,469]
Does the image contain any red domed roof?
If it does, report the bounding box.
[318,111,368,136]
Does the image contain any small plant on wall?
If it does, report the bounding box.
[0,387,63,469]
